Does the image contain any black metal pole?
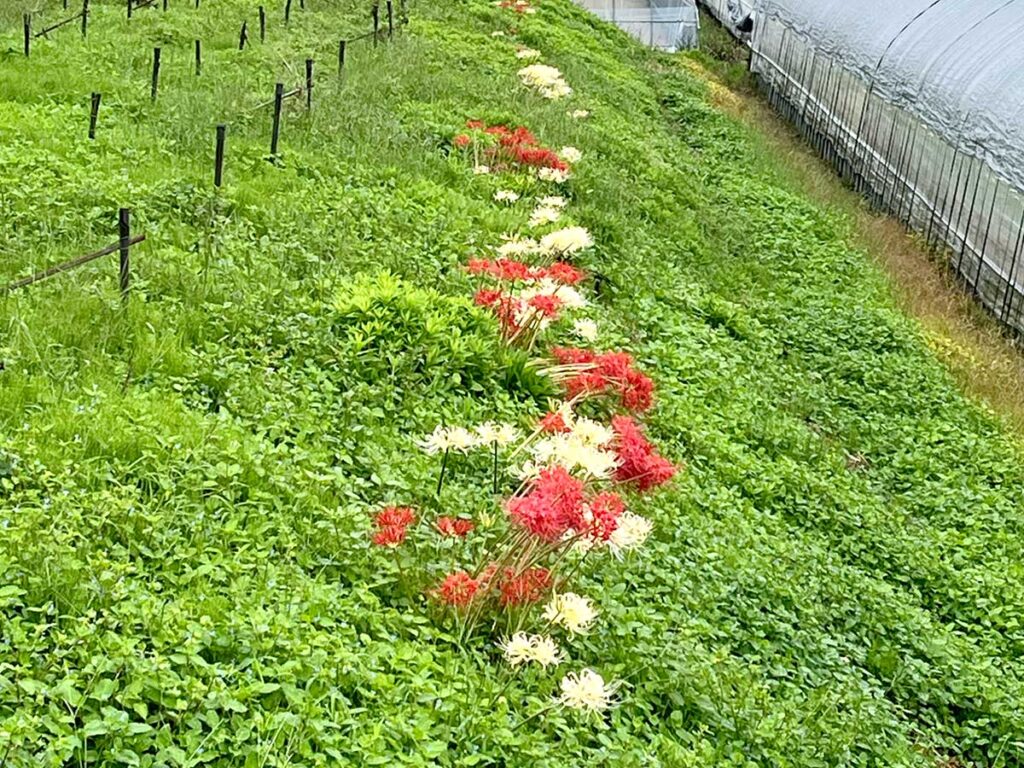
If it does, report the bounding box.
[151,47,161,101]
[118,208,131,301]
[195,39,201,75]
[305,58,313,110]
[88,92,101,139]
[270,82,284,157]
[259,6,265,41]
[372,4,379,47]
[387,0,393,37]
[23,14,30,57]
[338,39,346,74]
[82,0,89,36]
[127,0,132,19]
[284,0,291,23]
[214,124,226,187]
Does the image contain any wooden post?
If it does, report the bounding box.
[305,58,313,110]
[239,20,248,49]
[214,125,226,187]
[259,6,265,41]
[195,39,201,75]
[270,82,284,158]
[118,208,131,301]
[372,4,379,47]
[151,47,161,101]
[338,39,346,75]
[23,14,30,57]
[386,0,393,38]
[88,92,101,139]
[82,0,89,36]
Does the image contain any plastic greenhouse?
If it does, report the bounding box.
[576,0,700,51]
[706,0,1024,333]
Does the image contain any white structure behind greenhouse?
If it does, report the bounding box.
[704,0,1024,333]
[576,0,700,51]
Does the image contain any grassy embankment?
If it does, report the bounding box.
[2,0,1024,765]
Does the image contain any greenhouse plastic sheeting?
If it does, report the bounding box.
[702,0,755,34]
[758,0,1024,192]
[744,0,1024,333]
[576,0,700,50]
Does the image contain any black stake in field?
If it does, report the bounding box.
[88,92,101,139]
[151,47,161,101]
[270,82,284,158]
[82,0,89,36]
[239,20,248,50]
[372,4,379,47]
[306,59,313,110]
[163,0,168,11]
[284,0,291,23]
[387,0,393,38]
[118,208,132,301]
[195,39,201,75]
[259,6,266,41]
[338,39,346,74]
[214,125,227,187]
[127,0,132,19]
[23,14,30,57]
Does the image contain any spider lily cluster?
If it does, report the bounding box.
[368,18,675,718]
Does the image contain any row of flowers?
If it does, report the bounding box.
[369,4,676,717]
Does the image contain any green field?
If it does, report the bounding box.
[2,0,1024,765]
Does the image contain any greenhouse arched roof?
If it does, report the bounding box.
[759,0,1024,192]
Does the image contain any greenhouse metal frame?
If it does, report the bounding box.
[577,0,700,51]
[705,0,1024,334]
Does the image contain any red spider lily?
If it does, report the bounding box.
[539,409,571,434]
[513,146,568,171]
[499,566,552,606]
[434,571,480,607]
[455,121,566,172]
[611,415,677,491]
[499,0,534,15]
[526,293,563,318]
[374,506,416,529]
[372,525,408,548]
[436,516,475,537]
[506,466,586,540]
[466,259,586,285]
[585,491,625,541]
[543,262,586,284]
[474,289,524,336]
[550,347,655,412]
[467,258,533,282]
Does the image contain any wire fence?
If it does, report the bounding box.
[3,0,407,296]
